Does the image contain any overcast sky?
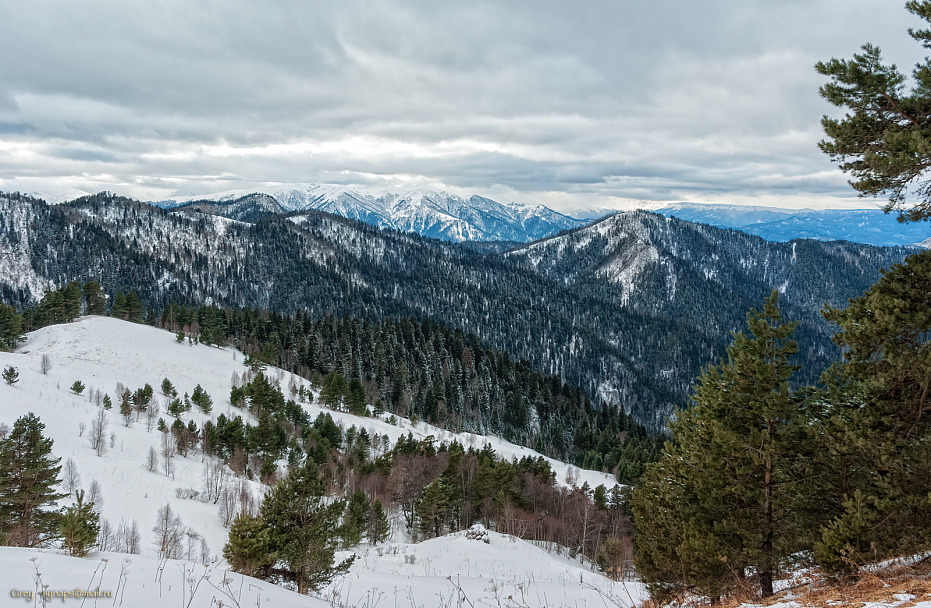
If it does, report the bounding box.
[0,1,924,211]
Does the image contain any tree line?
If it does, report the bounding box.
[1,284,663,484]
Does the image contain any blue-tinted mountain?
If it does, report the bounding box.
[653,203,931,247]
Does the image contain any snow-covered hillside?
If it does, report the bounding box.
[155,183,589,242]
[0,317,635,607]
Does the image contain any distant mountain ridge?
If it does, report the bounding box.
[653,203,931,247]
[0,191,912,429]
[24,185,931,246]
[157,184,589,242]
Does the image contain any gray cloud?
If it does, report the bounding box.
[0,1,923,209]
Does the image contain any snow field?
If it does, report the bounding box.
[0,316,636,607]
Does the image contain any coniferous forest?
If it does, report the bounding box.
[630,250,931,600]
[0,191,909,431]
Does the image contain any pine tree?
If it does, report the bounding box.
[70,380,85,395]
[630,291,816,599]
[133,384,153,410]
[340,490,369,547]
[83,282,107,316]
[0,303,24,351]
[223,513,274,577]
[416,478,454,540]
[59,490,100,557]
[0,413,66,547]
[124,291,144,323]
[816,1,931,221]
[815,249,931,572]
[191,384,213,414]
[346,378,367,416]
[319,371,347,410]
[161,378,176,397]
[367,499,390,545]
[120,394,133,427]
[167,397,185,417]
[260,461,353,594]
[110,291,127,320]
[3,365,19,385]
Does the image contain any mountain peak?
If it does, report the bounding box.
[157,184,591,242]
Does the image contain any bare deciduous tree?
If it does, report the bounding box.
[201,459,228,504]
[161,431,176,478]
[184,527,201,561]
[146,400,160,432]
[145,446,159,472]
[97,518,113,552]
[40,354,51,375]
[199,536,211,565]
[152,504,184,559]
[63,458,81,498]
[89,409,108,456]
[116,518,141,554]
[87,479,103,513]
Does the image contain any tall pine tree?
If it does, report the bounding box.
[631,291,818,599]
[0,413,66,547]
[815,249,931,571]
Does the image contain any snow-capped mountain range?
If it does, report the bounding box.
[22,185,931,246]
[157,184,590,243]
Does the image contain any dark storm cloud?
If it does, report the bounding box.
[0,1,923,207]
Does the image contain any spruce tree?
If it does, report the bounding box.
[0,413,66,547]
[631,291,816,599]
[70,380,85,395]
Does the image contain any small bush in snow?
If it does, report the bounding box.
[175,487,201,500]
